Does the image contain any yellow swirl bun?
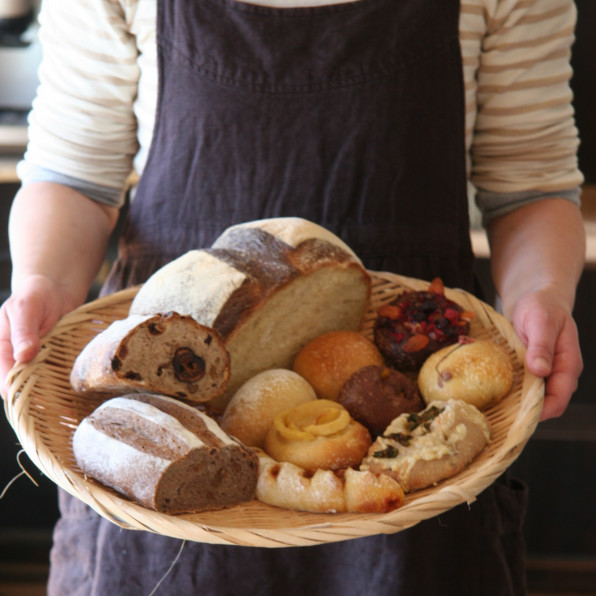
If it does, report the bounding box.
[264,399,371,471]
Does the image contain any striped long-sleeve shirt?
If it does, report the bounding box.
[19,0,583,223]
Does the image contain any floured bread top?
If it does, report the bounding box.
[130,251,247,324]
[213,217,359,261]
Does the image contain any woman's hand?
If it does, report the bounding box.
[0,275,80,396]
[0,182,120,396]
[510,287,583,421]
[487,198,586,422]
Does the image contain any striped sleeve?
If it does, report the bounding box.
[20,0,142,205]
[466,0,583,196]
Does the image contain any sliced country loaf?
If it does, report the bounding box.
[72,393,259,513]
[70,312,230,403]
[130,218,371,412]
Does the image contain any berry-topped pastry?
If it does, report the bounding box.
[373,278,474,371]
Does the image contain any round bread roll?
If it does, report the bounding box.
[264,399,371,471]
[220,369,317,448]
[361,399,491,492]
[292,330,385,401]
[418,338,514,409]
[337,365,424,437]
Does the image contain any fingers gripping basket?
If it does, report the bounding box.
[4,272,544,548]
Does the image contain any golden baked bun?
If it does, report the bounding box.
[264,399,371,471]
[220,369,317,448]
[418,338,514,409]
[292,330,385,401]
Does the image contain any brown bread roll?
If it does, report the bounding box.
[337,365,424,437]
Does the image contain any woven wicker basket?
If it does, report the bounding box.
[4,271,544,548]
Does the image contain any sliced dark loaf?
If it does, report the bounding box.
[72,393,259,513]
[130,217,371,412]
[70,312,230,403]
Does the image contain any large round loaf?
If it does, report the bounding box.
[72,393,259,513]
[130,218,372,412]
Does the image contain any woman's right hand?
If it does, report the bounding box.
[0,274,80,397]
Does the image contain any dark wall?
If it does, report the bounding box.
[572,0,596,183]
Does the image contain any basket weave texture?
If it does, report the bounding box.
[4,271,544,548]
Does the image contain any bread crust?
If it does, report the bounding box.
[361,400,490,492]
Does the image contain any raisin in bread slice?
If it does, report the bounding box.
[70,312,230,403]
[72,393,258,513]
[130,217,371,412]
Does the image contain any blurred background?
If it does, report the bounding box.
[0,1,594,594]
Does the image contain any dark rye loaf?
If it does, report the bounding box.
[72,393,259,513]
[130,217,372,412]
[70,312,230,403]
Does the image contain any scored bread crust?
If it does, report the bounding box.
[129,218,371,412]
[360,400,491,492]
[70,312,230,403]
[72,394,259,513]
[255,450,404,513]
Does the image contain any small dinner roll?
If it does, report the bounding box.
[221,369,317,448]
[292,330,385,401]
[417,338,514,409]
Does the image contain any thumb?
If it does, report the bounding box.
[6,296,46,365]
[516,308,555,378]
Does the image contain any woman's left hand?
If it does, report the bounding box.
[510,287,583,421]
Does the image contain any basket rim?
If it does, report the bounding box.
[4,271,545,547]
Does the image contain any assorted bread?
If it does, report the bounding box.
[128,217,372,412]
[70,217,517,517]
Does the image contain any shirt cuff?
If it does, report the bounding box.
[17,161,126,208]
[476,187,582,228]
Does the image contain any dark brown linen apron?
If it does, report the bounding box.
[48,0,528,593]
